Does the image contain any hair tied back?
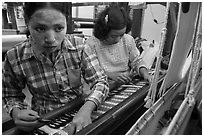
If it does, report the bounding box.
[105,14,108,24]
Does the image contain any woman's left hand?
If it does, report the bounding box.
[143,72,153,83]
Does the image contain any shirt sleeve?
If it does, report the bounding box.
[80,44,109,108]
[2,53,27,115]
[127,35,147,76]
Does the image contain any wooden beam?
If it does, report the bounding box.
[72,2,111,7]
[73,18,95,22]
[66,2,73,34]
[131,9,143,38]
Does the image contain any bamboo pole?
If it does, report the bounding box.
[144,2,170,108]
[164,76,202,135]
[164,4,202,134]
[184,3,202,97]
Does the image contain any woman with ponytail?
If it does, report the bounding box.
[86,4,152,91]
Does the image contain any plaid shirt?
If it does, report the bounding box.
[3,34,109,115]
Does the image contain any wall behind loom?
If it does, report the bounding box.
[72,3,165,42]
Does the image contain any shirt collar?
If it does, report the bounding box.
[21,38,34,60]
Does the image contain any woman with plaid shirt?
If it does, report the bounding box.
[2,2,109,133]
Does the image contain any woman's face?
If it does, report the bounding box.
[105,27,126,45]
[28,8,67,54]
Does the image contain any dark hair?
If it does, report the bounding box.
[23,2,68,24]
[93,5,132,40]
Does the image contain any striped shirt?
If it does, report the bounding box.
[3,34,109,115]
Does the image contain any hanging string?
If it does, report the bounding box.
[144,2,170,108]
[149,4,164,24]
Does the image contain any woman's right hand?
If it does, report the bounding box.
[11,108,40,132]
[108,71,132,84]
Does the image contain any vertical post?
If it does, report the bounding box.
[66,2,73,34]
[7,2,17,30]
[131,9,143,38]
[162,3,179,57]
[2,9,9,29]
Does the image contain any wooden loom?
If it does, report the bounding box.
[126,2,202,135]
